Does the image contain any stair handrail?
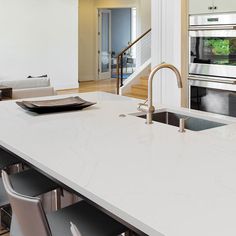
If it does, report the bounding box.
[116,28,151,94]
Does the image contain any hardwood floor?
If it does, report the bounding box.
[57,78,147,101]
[57,79,117,95]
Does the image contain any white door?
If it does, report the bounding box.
[98,10,111,80]
[189,0,214,14]
[213,0,236,13]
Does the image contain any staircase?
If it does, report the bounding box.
[123,75,148,100]
[116,28,151,97]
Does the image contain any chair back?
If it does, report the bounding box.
[70,222,82,236]
[0,148,19,169]
[1,170,52,236]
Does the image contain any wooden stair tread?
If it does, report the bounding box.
[130,88,147,95]
[131,84,148,90]
[124,92,147,100]
[123,73,150,100]
[140,76,149,80]
[139,76,148,85]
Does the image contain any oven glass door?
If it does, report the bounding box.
[189,29,236,78]
[190,80,236,117]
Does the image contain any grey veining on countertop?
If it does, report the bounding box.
[0,92,236,236]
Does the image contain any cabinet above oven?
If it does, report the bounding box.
[189,0,236,15]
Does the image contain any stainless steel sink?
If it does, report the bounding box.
[137,111,226,131]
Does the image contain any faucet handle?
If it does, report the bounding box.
[137,102,148,112]
[137,103,155,113]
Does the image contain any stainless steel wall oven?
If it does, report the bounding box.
[189,13,236,117]
[189,76,236,117]
[189,14,236,78]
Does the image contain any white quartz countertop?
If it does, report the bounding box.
[1,92,236,236]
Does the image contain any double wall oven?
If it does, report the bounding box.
[189,13,236,117]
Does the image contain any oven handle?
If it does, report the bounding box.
[189,25,236,31]
[188,76,236,85]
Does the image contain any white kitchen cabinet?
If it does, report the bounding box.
[189,0,236,14]
[189,0,214,15]
[214,0,236,13]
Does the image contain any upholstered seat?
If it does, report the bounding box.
[10,202,127,236]
[0,148,60,232]
[70,222,81,236]
[2,170,128,236]
[0,169,59,208]
[9,169,58,197]
[47,201,127,236]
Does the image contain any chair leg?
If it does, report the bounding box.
[54,188,61,210]
[0,208,2,231]
[124,230,138,236]
[0,208,10,234]
[124,230,132,236]
[16,163,23,173]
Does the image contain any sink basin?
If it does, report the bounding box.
[137,111,226,131]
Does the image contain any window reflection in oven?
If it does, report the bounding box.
[191,86,236,117]
[191,37,236,66]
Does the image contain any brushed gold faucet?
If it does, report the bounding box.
[137,63,183,124]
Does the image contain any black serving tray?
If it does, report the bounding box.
[16,96,96,114]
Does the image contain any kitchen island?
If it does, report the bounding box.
[0,92,236,236]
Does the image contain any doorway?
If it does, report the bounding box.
[97,8,136,80]
[98,9,111,80]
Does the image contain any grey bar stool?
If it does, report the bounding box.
[0,169,60,230]
[0,148,21,213]
[0,148,60,231]
[0,169,59,206]
[2,170,128,236]
[0,148,23,230]
[0,148,60,203]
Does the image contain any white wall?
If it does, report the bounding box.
[138,0,151,34]
[0,0,78,90]
[136,0,152,66]
[151,0,182,107]
[79,0,95,82]
[79,0,151,81]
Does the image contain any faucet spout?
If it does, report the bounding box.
[138,63,183,124]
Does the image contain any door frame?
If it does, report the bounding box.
[95,4,138,81]
[98,9,112,80]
